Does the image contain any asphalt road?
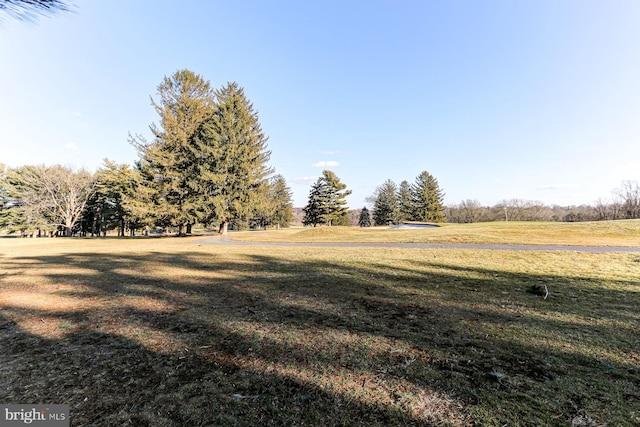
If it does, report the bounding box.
[198,237,640,253]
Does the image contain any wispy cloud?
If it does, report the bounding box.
[71,111,82,117]
[64,141,78,150]
[293,176,318,185]
[313,160,339,168]
[536,184,579,190]
[320,149,341,155]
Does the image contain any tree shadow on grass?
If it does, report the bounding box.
[2,310,429,426]
[1,249,638,426]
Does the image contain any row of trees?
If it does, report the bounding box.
[0,69,294,237]
[0,164,93,236]
[300,169,446,228]
[0,162,294,237]
[446,181,640,223]
[366,171,445,226]
[2,68,637,234]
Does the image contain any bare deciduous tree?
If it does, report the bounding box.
[0,165,94,236]
[446,199,486,223]
[615,181,640,219]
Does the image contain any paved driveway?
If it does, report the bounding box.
[198,237,640,253]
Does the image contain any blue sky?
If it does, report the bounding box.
[1,1,639,208]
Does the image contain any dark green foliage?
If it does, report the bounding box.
[266,174,293,228]
[368,173,445,225]
[410,170,445,223]
[397,180,413,222]
[0,164,26,234]
[131,71,272,235]
[303,170,351,227]
[372,179,399,226]
[194,82,273,234]
[0,0,72,22]
[358,206,372,227]
[302,179,325,227]
[321,170,351,226]
[132,69,215,235]
[83,160,146,237]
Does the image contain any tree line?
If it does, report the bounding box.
[359,177,639,227]
[446,181,640,223]
[300,170,446,228]
[0,70,293,237]
[2,69,638,236]
[359,171,446,227]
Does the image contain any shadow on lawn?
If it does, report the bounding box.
[1,249,638,426]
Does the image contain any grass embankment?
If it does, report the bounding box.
[231,219,640,247]
[0,234,639,426]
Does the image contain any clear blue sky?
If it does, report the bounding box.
[1,1,639,208]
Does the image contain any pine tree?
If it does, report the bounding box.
[195,82,273,234]
[372,179,399,226]
[267,174,293,228]
[302,170,351,227]
[88,160,145,237]
[132,69,215,235]
[410,171,445,223]
[397,180,413,222]
[302,179,325,227]
[0,164,40,235]
[358,206,372,227]
[319,170,351,226]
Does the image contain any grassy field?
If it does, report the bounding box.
[0,224,639,426]
[231,220,640,247]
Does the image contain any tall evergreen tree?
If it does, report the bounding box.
[267,174,293,228]
[195,82,273,234]
[302,170,351,227]
[397,180,413,222]
[132,69,215,235]
[0,164,41,235]
[319,170,351,226]
[410,171,445,223]
[372,179,400,225]
[302,178,325,227]
[358,206,372,227]
[86,160,145,237]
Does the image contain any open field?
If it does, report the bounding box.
[1,230,639,426]
[231,220,640,247]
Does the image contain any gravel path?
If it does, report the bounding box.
[198,237,640,253]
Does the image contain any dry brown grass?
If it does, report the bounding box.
[0,236,638,426]
[231,219,640,246]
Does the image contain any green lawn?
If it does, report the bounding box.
[0,227,638,426]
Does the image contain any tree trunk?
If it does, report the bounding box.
[218,221,228,235]
[186,223,192,234]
